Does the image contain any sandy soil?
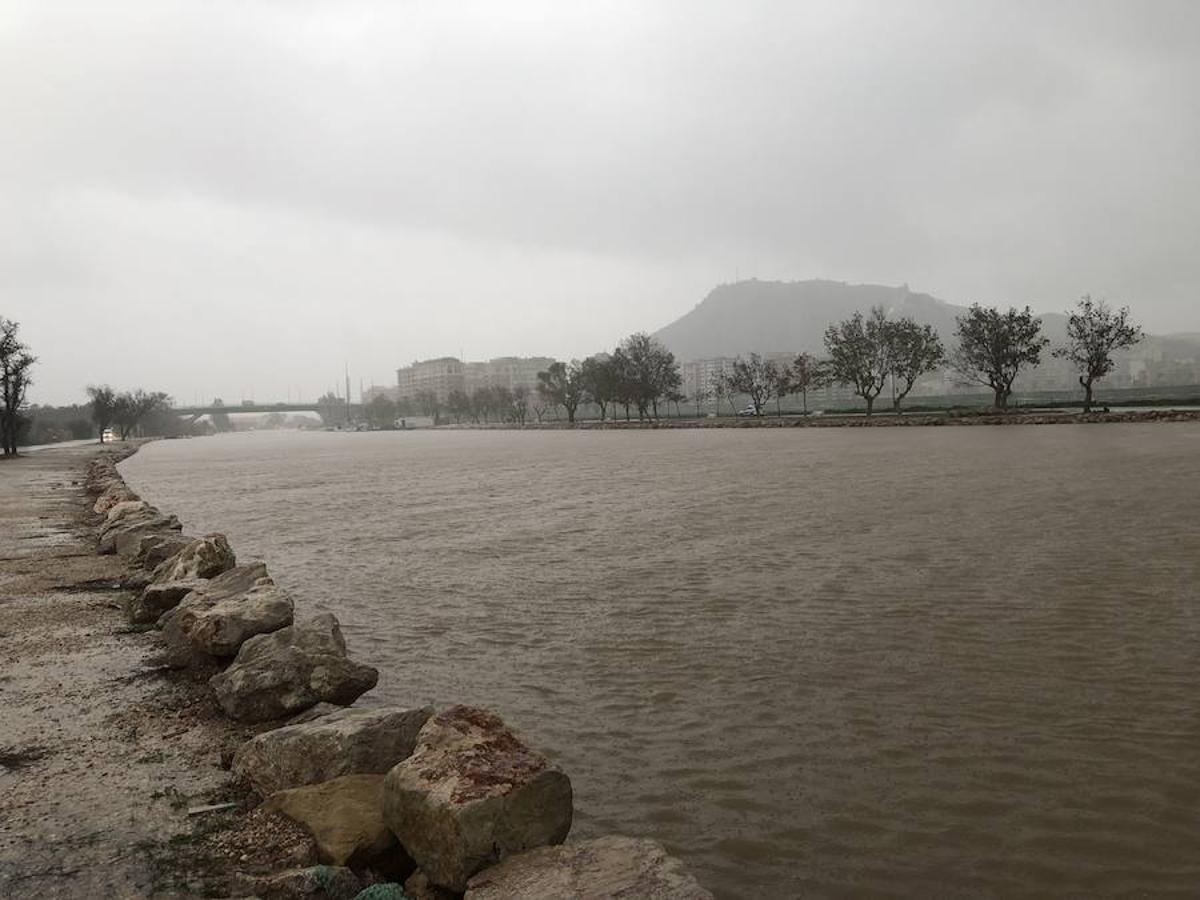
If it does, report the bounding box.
[0,445,311,898]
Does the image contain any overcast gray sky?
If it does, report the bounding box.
[4,0,1198,405]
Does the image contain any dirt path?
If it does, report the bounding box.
[0,445,241,898]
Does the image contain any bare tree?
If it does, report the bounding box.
[718,354,778,416]
[531,394,552,424]
[86,384,117,442]
[611,348,637,421]
[316,392,343,427]
[490,386,514,423]
[1053,295,1143,413]
[615,332,681,419]
[578,355,617,421]
[768,361,793,416]
[951,304,1048,410]
[510,385,530,424]
[0,317,36,456]
[885,318,945,412]
[413,390,443,425]
[446,389,471,424]
[365,394,398,429]
[710,373,737,416]
[470,386,493,423]
[789,352,830,414]
[537,361,584,423]
[824,307,891,416]
[112,389,171,439]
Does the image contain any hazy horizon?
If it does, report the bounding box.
[5,1,1200,405]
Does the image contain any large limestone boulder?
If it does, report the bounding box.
[128,531,191,569]
[234,705,434,796]
[93,483,137,516]
[464,836,714,899]
[128,534,237,624]
[129,582,192,625]
[109,514,183,558]
[159,563,293,666]
[381,706,573,892]
[266,775,409,871]
[209,613,378,722]
[140,532,199,571]
[103,499,151,526]
[97,501,183,555]
[155,533,236,582]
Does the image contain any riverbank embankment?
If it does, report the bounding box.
[0,444,269,896]
[426,407,1200,431]
[2,442,712,899]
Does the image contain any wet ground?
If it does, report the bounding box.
[0,446,241,898]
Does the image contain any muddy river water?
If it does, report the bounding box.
[121,424,1200,897]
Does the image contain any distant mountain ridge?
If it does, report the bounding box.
[651,279,1074,360]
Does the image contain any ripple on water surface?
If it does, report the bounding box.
[121,425,1200,898]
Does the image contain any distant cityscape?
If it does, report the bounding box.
[362,342,1200,413]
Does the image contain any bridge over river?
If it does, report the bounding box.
[173,402,364,425]
[175,402,325,418]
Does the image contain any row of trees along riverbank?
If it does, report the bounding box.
[0,296,1157,452]
[526,297,1144,422]
[278,297,1153,429]
[821,296,1141,415]
[0,317,191,452]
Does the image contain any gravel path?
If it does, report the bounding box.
[0,445,243,898]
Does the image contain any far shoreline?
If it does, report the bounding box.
[387,406,1200,431]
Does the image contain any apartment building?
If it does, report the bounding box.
[394,357,465,403]
[394,356,556,403]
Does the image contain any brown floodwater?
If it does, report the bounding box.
[121,425,1200,898]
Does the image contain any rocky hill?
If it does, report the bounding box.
[651,279,1065,360]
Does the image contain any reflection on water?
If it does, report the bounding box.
[122,425,1200,898]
